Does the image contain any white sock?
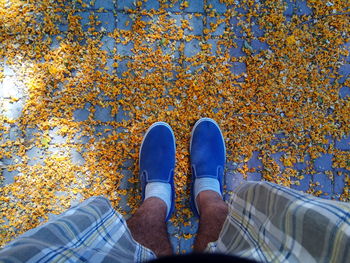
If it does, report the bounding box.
[145,182,172,217]
[194,177,222,215]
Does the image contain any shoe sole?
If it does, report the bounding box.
[189,118,226,217]
[139,122,176,221]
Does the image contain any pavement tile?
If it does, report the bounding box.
[140,39,158,53]
[183,0,204,13]
[168,13,182,27]
[49,128,66,144]
[226,168,244,192]
[334,170,346,194]
[116,59,131,78]
[1,157,17,165]
[1,76,21,98]
[96,13,115,33]
[206,16,226,36]
[184,61,202,74]
[284,0,294,17]
[314,154,333,172]
[2,100,24,120]
[295,0,312,16]
[339,86,350,99]
[101,36,116,53]
[341,41,350,63]
[77,12,90,32]
[184,39,200,57]
[116,12,133,31]
[117,0,135,11]
[50,35,64,49]
[252,23,265,37]
[207,39,218,55]
[70,194,84,207]
[207,39,228,56]
[70,149,85,165]
[55,13,68,32]
[235,6,248,15]
[161,40,181,59]
[119,200,132,218]
[178,217,198,253]
[168,223,180,253]
[58,22,68,32]
[247,151,263,171]
[116,106,131,122]
[178,237,195,253]
[94,125,114,138]
[26,147,45,166]
[229,17,244,37]
[338,64,350,84]
[324,134,334,146]
[94,105,114,122]
[247,172,262,181]
[73,133,90,144]
[229,39,246,58]
[2,169,18,185]
[230,61,246,76]
[335,135,350,150]
[24,128,40,141]
[164,1,181,12]
[94,0,115,10]
[3,62,15,76]
[9,126,22,141]
[184,14,203,36]
[74,0,92,9]
[142,0,160,10]
[291,174,311,191]
[0,75,17,99]
[207,0,227,13]
[270,151,285,169]
[105,58,115,74]
[73,107,90,122]
[294,161,308,171]
[139,15,154,32]
[251,39,269,54]
[117,41,134,56]
[313,173,332,194]
[119,169,133,190]
[123,158,134,168]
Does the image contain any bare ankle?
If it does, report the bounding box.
[127,198,173,257]
[194,191,228,252]
[196,190,227,214]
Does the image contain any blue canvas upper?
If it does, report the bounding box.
[139,122,176,221]
[190,118,226,216]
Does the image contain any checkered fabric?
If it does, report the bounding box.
[207,181,350,263]
[1,182,349,263]
[0,196,156,263]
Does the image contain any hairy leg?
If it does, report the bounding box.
[127,197,173,257]
[193,190,229,252]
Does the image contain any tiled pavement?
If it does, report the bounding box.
[1,0,350,254]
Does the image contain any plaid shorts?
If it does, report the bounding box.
[0,197,156,263]
[1,182,349,262]
[207,182,350,262]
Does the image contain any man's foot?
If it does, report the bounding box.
[190,118,228,251]
[190,118,226,217]
[139,122,176,221]
[127,122,175,257]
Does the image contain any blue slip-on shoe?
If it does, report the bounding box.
[190,118,226,217]
[139,122,176,221]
